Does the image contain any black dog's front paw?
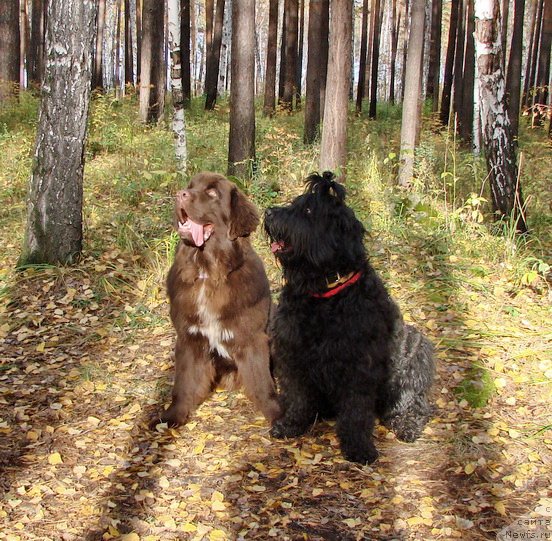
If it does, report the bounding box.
[270,419,309,439]
[341,442,379,465]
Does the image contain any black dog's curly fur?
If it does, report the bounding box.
[265,172,435,464]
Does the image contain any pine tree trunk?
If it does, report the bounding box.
[181,0,191,105]
[453,0,466,127]
[278,1,287,101]
[369,0,382,118]
[304,0,329,143]
[398,0,426,187]
[440,0,460,124]
[525,0,543,108]
[20,0,97,266]
[320,0,353,177]
[168,0,187,170]
[125,0,134,85]
[93,0,106,89]
[426,0,442,109]
[282,0,298,110]
[474,0,527,232]
[534,0,552,124]
[20,0,29,90]
[136,0,142,82]
[29,0,45,87]
[0,0,21,100]
[295,0,305,107]
[205,0,225,109]
[522,0,538,107]
[114,0,122,97]
[228,0,256,178]
[356,0,370,113]
[319,0,329,115]
[263,0,279,116]
[389,0,401,104]
[459,0,475,143]
[505,0,525,140]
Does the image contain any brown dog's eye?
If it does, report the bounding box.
[305,207,312,215]
[206,188,218,198]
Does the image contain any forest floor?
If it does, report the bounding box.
[0,93,551,540]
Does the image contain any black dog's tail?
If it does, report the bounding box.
[305,171,346,202]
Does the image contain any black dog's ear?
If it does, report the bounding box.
[228,187,260,239]
[306,171,346,202]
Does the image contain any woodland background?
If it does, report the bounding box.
[0,0,551,540]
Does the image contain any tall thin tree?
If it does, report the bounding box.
[398,0,426,186]
[459,0,475,143]
[304,0,329,143]
[426,0,442,110]
[0,0,21,100]
[368,0,382,118]
[205,0,225,109]
[125,0,134,85]
[474,0,527,232]
[295,0,305,107]
[228,0,256,178]
[20,0,98,265]
[29,0,46,87]
[356,0,370,113]
[320,0,353,176]
[533,0,552,124]
[264,0,279,115]
[181,0,191,105]
[282,0,299,110]
[505,0,525,140]
[440,0,460,124]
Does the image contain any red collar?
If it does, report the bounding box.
[311,271,363,298]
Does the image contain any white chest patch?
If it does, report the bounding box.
[188,284,234,359]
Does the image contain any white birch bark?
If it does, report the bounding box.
[168,0,188,170]
[218,0,231,94]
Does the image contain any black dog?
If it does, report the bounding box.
[264,172,435,464]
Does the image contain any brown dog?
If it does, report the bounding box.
[157,172,281,427]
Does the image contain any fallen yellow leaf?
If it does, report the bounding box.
[48,452,63,465]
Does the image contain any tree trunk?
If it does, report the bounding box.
[356,0,370,113]
[505,0,525,140]
[501,0,509,68]
[304,0,329,143]
[401,0,411,100]
[534,0,552,124]
[453,0,466,127]
[522,0,538,107]
[319,0,329,115]
[295,0,305,107]
[369,0,382,118]
[20,0,29,90]
[205,0,214,91]
[459,0,475,143]
[440,0,460,124]
[29,0,46,87]
[0,0,21,100]
[218,0,231,94]
[181,0,191,105]
[389,0,401,104]
[205,0,225,109]
[474,0,527,232]
[168,0,187,170]
[525,0,543,108]
[264,0,279,115]
[125,0,134,85]
[398,0,426,187]
[139,0,165,122]
[426,0,442,109]
[20,0,97,266]
[93,0,106,89]
[320,0,353,177]
[114,0,122,97]
[136,0,142,82]
[278,1,287,101]
[282,0,298,110]
[228,0,256,178]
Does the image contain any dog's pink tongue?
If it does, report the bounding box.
[189,219,205,247]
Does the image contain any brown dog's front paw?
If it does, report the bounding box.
[150,405,190,430]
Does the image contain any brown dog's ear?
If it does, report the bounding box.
[228,187,259,239]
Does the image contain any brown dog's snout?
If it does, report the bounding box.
[176,189,191,200]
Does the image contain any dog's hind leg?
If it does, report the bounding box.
[236,337,282,423]
[336,391,379,465]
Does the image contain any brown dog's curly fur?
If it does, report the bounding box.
[156,172,281,427]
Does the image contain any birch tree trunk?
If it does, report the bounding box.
[398,0,426,187]
[474,0,527,232]
[168,0,188,170]
[319,0,353,177]
[20,0,97,265]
